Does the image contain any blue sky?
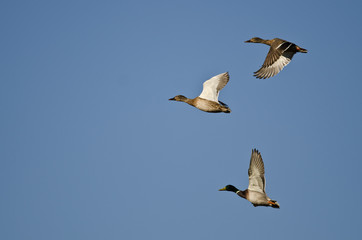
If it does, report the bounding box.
[1,0,362,239]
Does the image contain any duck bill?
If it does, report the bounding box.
[169,97,175,101]
[218,187,227,191]
[245,40,251,43]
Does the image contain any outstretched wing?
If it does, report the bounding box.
[254,41,296,79]
[199,72,229,102]
[248,149,266,193]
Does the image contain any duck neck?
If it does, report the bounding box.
[258,38,272,46]
[183,98,194,105]
[236,189,247,199]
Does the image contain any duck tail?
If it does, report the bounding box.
[296,46,308,53]
[222,107,231,113]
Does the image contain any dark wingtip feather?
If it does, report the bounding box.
[252,148,260,154]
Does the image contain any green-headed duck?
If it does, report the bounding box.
[219,149,280,208]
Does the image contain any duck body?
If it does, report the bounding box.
[245,37,307,79]
[221,185,278,208]
[219,149,280,208]
[169,72,231,113]
[191,97,231,113]
[244,190,274,207]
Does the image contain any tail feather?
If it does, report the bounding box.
[297,46,308,53]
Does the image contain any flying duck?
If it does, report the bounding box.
[169,72,231,113]
[245,37,307,79]
[219,149,280,208]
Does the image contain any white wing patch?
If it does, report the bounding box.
[276,42,293,51]
[254,55,292,79]
[198,72,229,102]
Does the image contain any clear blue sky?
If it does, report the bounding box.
[1,0,362,239]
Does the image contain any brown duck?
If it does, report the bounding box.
[245,37,307,79]
[169,72,231,113]
[219,149,280,208]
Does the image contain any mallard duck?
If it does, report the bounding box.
[245,37,307,79]
[169,72,231,113]
[219,149,280,208]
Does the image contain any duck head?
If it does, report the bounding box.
[219,185,239,193]
[169,95,188,102]
[245,37,264,43]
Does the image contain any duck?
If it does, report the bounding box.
[219,149,280,208]
[245,37,307,79]
[169,72,231,113]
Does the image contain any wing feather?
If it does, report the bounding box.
[248,149,266,193]
[199,72,229,102]
[254,41,296,79]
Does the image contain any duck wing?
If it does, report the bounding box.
[248,149,266,193]
[254,40,296,79]
[199,72,229,102]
